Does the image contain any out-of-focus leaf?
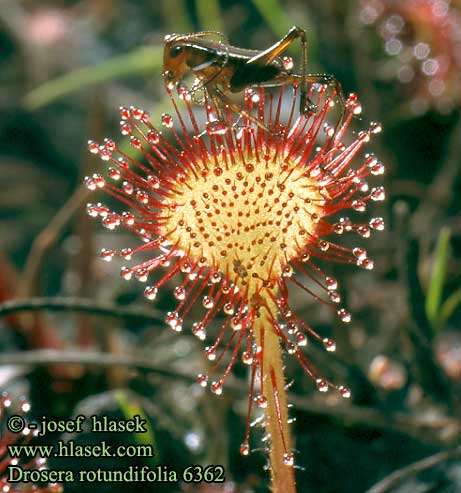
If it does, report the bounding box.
[24,46,163,110]
[251,0,293,38]
[426,227,451,332]
[439,288,461,329]
[163,0,193,32]
[195,0,224,33]
[116,390,159,467]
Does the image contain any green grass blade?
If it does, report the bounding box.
[426,227,451,331]
[24,46,163,110]
[438,288,461,329]
[195,0,224,32]
[116,390,159,467]
[251,0,293,38]
[163,0,193,32]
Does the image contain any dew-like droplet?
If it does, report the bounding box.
[21,401,31,413]
[120,267,132,281]
[117,158,128,170]
[301,252,310,262]
[121,248,133,260]
[323,123,334,137]
[211,272,222,283]
[119,106,130,120]
[174,286,186,300]
[86,203,99,217]
[240,442,250,456]
[161,113,174,128]
[326,277,338,291]
[135,268,148,283]
[197,373,208,388]
[334,223,344,234]
[108,167,121,180]
[102,214,121,230]
[370,217,385,230]
[88,140,100,154]
[130,136,142,150]
[99,149,113,162]
[147,130,160,145]
[318,240,329,251]
[192,322,206,341]
[104,138,115,151]
[296,332,307,346]
[286,322,297,335]
[357,226,371,238]
[283,453,294,466]
[365,153,377,167]
[329,291,341,303]
[316,378,329,392]
[256,395,267,409]
[339,217,352,231]
[231,317,242,331]
[283,56,294,70]
[339,385,351,398]
[166,312,183,332]
[370,162,385,175]
[122,212,135,226]
[136,190,149,205]
[242,351,253,365]
[205,347,216,361]
[130,107,144,120]
[370,122,382,134]
[177,83,191,101]
[147,174,160,189]
[282,265,294,277]
[210,381,222,395]
[144,286,158,300]
[120,122,131,135]
[202,296,214,309]
[323,338,336,352]
[311,212,320,223]
[337,308,351,323]
[84,176,96,192]
[353,247,367,260]
[371,186,386,201]
[122,181,134,195]
[100,248,115,262]
[223,302,234,315]
[287,342,297,355]
[352,199,366,212]
[359,258,374,270]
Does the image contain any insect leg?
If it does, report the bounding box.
[294,73,346,140]
[214,90,274,134]
[247,27,312,113]
[254,72,346,139]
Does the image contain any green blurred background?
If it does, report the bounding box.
[0,1,460,492]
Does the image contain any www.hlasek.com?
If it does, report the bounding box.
[6,414,225,484]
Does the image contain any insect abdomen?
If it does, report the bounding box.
[230,64,280,92]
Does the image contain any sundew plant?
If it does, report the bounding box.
[86,81,384,493]
[2,2,461,493]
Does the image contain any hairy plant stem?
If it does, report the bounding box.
[255,299,296,493]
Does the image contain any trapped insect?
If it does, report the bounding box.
[163,27,346,125]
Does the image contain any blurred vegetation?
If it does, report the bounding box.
[0,1,460,492]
